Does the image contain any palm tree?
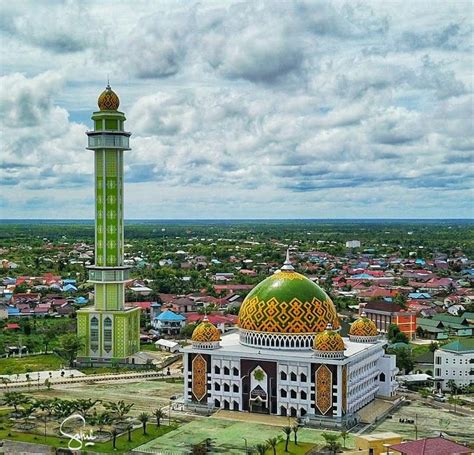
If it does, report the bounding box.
[282,426,291,452]
[266,437,280,455]
[254,443,268,455]
[322,432,341,455]
[110,427,118,450]
[104,400,133,422]
[96,411,112,433]
[340,430,349,449]
[292,424,299,445]
[74,399,101,418]
[153,408,166,427]
[138,412,149,435]
[127,423,133,442]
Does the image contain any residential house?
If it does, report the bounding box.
[153,310,186,335]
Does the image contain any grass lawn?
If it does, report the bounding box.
[268,440,315,454]
[0,354,64,375]
[136,417,352,454]
[140,343,158,351]
[0,406,174,454]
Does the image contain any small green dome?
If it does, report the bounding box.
[238,268,340,334]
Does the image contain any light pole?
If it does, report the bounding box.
[242,437,248,454]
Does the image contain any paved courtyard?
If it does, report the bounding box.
[134,416,355,454]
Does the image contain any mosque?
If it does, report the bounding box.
[183,253,398,423]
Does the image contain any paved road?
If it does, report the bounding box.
[0,371,183,391]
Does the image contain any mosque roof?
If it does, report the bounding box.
[238,251,340,334]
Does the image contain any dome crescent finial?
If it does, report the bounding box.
[281,248,294,271]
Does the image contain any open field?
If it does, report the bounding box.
[136,417,355,454]
[0,354,64,375]
[24,379,184,416]
[373,400,474,445]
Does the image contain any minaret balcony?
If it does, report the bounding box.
[87,266,130,283]
[86,131,131,150]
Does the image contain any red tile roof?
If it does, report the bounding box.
[5,323,20,330]
[390,437,471,455]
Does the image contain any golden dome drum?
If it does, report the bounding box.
[313,328,345,352]
[98,84,120,111]
[191,317,221,343]
[349,317,378,338]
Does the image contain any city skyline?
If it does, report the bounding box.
[1,0,473,219]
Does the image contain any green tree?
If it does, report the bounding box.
[429,341,439,352]
[322,433,342,454]
[254,443,268,455]
[138,412,149,435]
[153,408,165,427]
[59,333,84,367]
[340,430,349,449]
[394,293,408,309]
[393,347,415,374]
[282,426,291,452]
[292,424,299,445]
[266,437,280,455]
[3,392,30,414]
[104,400,133,422]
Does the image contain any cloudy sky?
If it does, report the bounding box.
[1,0,472,219]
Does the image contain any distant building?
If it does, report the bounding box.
[354,432,402,455]
[153,310,186,335]
[363,301,417,340]
[345,240,361,248]
[434,339,474,391]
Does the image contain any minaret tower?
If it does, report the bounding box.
[76,84,140,366]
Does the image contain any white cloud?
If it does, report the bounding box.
[0,0,472,219]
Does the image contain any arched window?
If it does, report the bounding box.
[280,406,287,416]
[233,367,239,376]
[90,316,99,352]
[214,365,220,374]
[214,399,220,407]
[233,384,239,393]
[103,317,112,353]
[290,389,297,399]
[379,372,386,382]
[280,371,287,381]
[224,383,230,392]
[300,408,307,416]
[290,372,297,382]
[280,389,287,398]
[214,382,220,391]
[300,390,307,400]
[223,366,230,375]
[233,401,239,411]
[300,373,307,382]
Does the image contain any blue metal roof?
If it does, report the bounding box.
[155,310,186,321]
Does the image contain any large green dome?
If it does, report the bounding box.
[238,268,340,334]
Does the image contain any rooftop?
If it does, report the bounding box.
[390,436,471,455]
